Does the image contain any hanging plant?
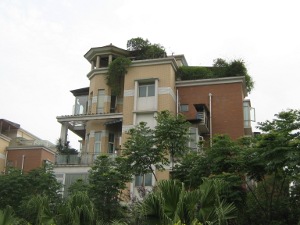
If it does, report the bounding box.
[106,56,132,96]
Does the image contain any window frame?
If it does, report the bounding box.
[138,83,155,97]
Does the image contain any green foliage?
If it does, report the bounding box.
[56,191,95,225]
[0,206,19,225]
[127,37,166,60]
[0,166,61,214]
[56,138,78,155]
[176,58,254,94]
[107,56,132,96]
[135,179,236,225]
[155,111,190,169]
[122,122,168,181]
[240,109,300,224]
[88,155,131,222]
[20,195,55,225]
[176,67,213,80]
[68,178,89,196]
[173,135,246,208]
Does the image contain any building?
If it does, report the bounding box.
[0,119,56,173]
[55,44,254,196]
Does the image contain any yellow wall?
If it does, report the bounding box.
[0,136,10,172]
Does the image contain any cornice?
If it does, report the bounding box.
[130,57,179,71]
[57,113,123,123]
[176,76,247,96]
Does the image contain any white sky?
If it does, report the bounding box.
[1,0,299,149]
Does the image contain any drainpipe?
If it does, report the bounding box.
[21,155,25,174]
[4,150,8,174]
[209,93,212,147]
[176,89,179,115]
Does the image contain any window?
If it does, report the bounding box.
[94,132,101,153]
[74,95,88,115]
[188,127,198,151]
[180,104,189,112]
[97,89,105,113]
[108,133,114,154]
[139,83,155,97]
[135,173,152,186]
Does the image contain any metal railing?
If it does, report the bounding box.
[55,152,117,166]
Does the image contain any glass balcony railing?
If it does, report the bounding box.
[9,138,56,151]
[55,153,117,166]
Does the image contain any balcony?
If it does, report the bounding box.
[194,104,209,134]
[55,153,117,166]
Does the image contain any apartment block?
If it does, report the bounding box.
[55,44,254,196]
[0,119,56,173]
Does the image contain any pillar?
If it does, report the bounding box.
[96,56,100,68]
[60,122,69,144]
[91,60,95,70]
[108,54,113,65]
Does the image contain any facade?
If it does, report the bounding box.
[55,44,254,197]
[0,119,56,173]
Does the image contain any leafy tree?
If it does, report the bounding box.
[241,109,300,224]
[0,166,61,215]
[155,111,190,169]
[68,178,89,195]
[172,135,247,209]
[88,155,131,222]
[56,138,78,155]
[122,122,168,181]
[127,37,166,60]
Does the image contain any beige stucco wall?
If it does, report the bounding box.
[0,135,10,172]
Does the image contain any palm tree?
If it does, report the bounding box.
[20,194,55,225]
[0,206,19,225]
[136,179,237,225]
[56,191,95,225]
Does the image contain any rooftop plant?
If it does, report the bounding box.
[176,58,254,94]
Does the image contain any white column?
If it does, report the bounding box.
[96,56,100,68]
[60,122,68,144]
[108,54,113,64]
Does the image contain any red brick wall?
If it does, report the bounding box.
[178,82,245,140]
[7,148,55,172]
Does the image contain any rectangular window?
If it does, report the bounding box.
[139,84,155,97]
[74,95,88,115]
[97,89,105,113]
[180,104,189,112]
[94,132,101,153]
[135,173,152,186]
[108,133,114,154]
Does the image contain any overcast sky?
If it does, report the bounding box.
[1,0,299,148]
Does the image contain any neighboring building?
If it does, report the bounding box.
[0,119,56,173]
[55,44,255,197]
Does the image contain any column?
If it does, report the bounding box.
[60,122,69,144]
[96,56,100,68]
[91,61,95,70]
[108,54,113,65]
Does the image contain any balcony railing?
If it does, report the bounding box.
[9,138,56,151]
[55,153,117,166]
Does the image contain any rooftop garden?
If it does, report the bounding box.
[176,58,254,94]
[107,38,254,95]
